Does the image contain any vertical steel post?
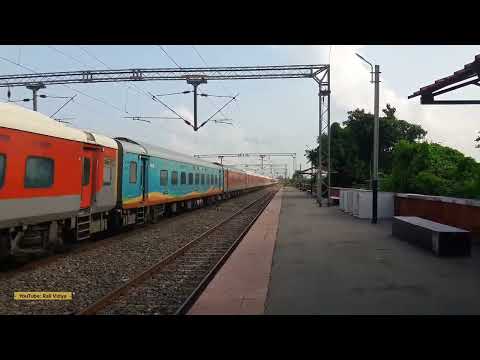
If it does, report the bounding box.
[187,77,207,132]
[317,82,322,206]
[372,65,380,224]
[32,88,38,111]
[327,67,331,206]
[26,83,45,112]
[193,83,198,131]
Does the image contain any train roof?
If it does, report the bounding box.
[115,137,222,169]
[224,165,275,179]
[0,102,117,149]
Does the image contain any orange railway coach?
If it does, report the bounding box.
[0,103,118,259]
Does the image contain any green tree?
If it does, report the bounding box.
[305,104,427,188]
[382,140,480,198]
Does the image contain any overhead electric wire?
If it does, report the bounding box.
[198,93,239,129]
[157,45,183,69]
[199,93,236,99]
[0,55,128,116]
[77,45,191,130]
[128,117,152,123]
[77,45,111,69]
[191,45,240,114]
[1,51,193,134]
[48,45,91,69]
[155,90,192,97]
[124,116,181,119]
[42,94,76,99]
[50,95,77,118]
[156,45,230,122]
[71,45,153,114]
[149,91,193,128]
[124,115,183,124]
[76,45,152,101]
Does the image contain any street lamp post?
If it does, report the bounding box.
[356,53,380,224]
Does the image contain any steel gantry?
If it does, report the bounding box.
[313,69,331,206]
[0,63,331,205]
[194,152,297,177]
[0,65,328,86]
[230,163,289,178]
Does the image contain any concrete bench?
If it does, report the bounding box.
[392,216,471,256]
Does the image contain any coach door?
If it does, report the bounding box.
[140,155,149,203]
[81,149,95,209]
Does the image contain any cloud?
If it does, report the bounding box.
[305,45,480,161]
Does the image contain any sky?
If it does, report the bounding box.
[1,45,479,177]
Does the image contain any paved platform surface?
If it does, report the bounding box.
[265,187,480,315]
[188,189,283,315]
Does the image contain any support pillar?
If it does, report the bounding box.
[317,82,322,206]
[26,83,46,112]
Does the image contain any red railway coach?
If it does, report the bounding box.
[223,166,276,196]
[245,170,274,188]
[0,103,118,260]
[224,167,247,194]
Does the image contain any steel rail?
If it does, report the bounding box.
[76,188,277,315]
[175,190,276,315]
[0,186,271,277]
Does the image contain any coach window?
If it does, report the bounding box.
[206,173,210,185]
[160,170,168,186]
[25,156,54,188]
[181,172,186,185]
[103,158,112,185]
[172,171,178,186]
[188,173,193,185]
[0,154,5,188]
[201,174,205,185]
[211,174,214,185]
[129,161,137,184]
[195,173,199,185]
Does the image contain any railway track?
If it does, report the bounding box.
[0,188,268,277]
[78,188,277,315]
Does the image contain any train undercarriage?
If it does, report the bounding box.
[0,186,268,263]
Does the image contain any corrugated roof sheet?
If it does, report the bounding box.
[408,54,480,99]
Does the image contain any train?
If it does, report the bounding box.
[0,102,277,261]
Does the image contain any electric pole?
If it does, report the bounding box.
[356,53,381,224]
[372,64,380,224]
[187,77,207,131]
[26,83,46,111]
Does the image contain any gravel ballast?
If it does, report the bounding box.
[0,188,273,315]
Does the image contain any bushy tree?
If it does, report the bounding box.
[381,140,480,199]
[306,104,427,187]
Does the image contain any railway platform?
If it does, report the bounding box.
[189,186,480,315]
